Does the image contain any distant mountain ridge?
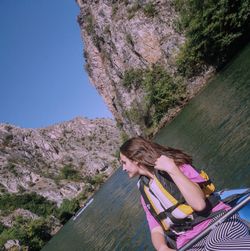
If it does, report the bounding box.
[0,116,121,206]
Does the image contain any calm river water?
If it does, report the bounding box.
[42,44,250,251]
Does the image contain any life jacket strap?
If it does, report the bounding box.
[158,193,220,234]
[168,194,222,233]
[169,220,193,232]
[157,209,192,225]
[192,210,225,226]
[198,179,212,187]
[162,200,183,214]
[194,193,221,216]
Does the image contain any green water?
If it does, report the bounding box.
[42,44,250,251]
[155,44,250,190]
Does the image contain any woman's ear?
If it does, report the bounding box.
[134,161,144,168]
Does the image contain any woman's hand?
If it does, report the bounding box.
[155,156,206,211]
[151,226,176,251]
[155,155,178,174]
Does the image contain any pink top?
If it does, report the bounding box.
[141,164,231,249]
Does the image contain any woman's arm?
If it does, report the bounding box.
[141,198,175,250]
[151,226,175,251]
[155,156,206,211]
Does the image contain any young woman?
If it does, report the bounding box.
[119,137,250,251]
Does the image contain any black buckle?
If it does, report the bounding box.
[170,220,193,232]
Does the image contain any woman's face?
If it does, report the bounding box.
[119,153,141,178]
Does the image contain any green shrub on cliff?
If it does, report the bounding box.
[83,173,106,186]
[0,217,51,250]
[123,68,144,90]
[144,65,186,123]
[60,165,82,181]
[56,198,80,224]
[0,223,6,235]
[0,193,57,217]
[143,2,157,17]
[175,0,250,77]
[122,66,186,126]
[85,14,95,35]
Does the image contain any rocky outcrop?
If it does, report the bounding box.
[0,209,39,228]
[4,240,21,251]
[0,117,121,206]
[76,0,213,137]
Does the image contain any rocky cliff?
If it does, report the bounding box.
[76,0,214,137]
[0,117,121,206]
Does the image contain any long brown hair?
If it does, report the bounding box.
[120,137,192,172]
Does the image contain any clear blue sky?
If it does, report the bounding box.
[0,0,112,128]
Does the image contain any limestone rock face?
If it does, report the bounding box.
[76,0,214,137]
[0,117,121,205]
[76,0,185,136]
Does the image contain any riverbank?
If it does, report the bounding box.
[151,66,215,137]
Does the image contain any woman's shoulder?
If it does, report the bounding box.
[180,164,206,183]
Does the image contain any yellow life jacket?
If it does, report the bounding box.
[138,168,220,236]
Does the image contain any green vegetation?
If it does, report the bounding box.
[0,217,51,251]
[85,14,95,35]
[122,65,186,127]
[0,187,99,249]
[0,192,57,217]
[119,129,129,143]
[0,145,115,247]
[123,68,144,89]
[3,134,13,146]
[83,173,106,186]
[0,193,56,249]
[8,163,18,176]
[174,0,250,77]
[144,65,186,123]
[56,199,80,224]
[83,11,104,52]
[91,173,106,185]
[60,165,82,181]
[143,2,157,17]
[0,183,7,193]
[92,33,105,52]
[125,104,144,125]
[0,223,6,235]
[127,1,157,19]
